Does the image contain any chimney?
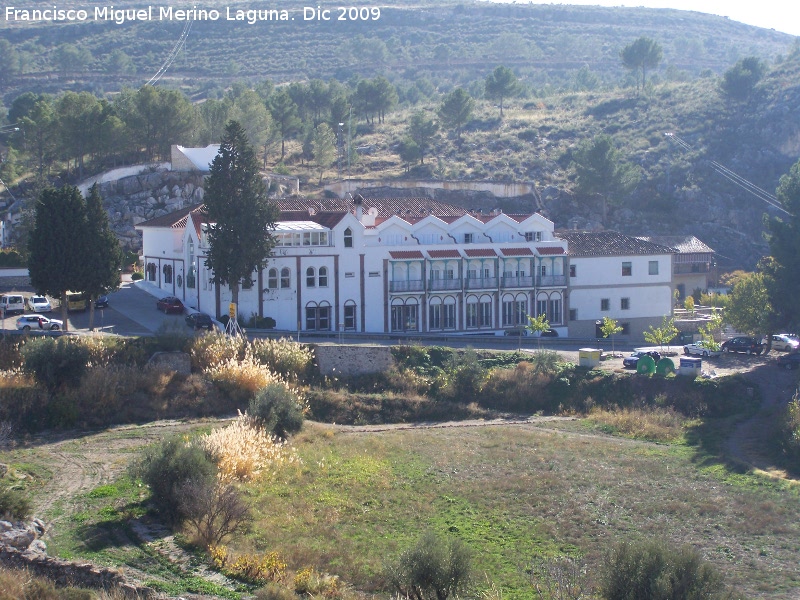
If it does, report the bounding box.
[354,193,364,221]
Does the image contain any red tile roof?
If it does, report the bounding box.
[428,249,462,258]
[389,251,425,259]
[464,248,498,257]
[555,231,674,256]
[500,247,534,256]
[536,246,566,255]
[135,203,204,229]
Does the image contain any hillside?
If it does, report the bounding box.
[2,1,799,270]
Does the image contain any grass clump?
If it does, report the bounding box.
[199,413,301,483]
[249,337,313,382]
[0,485,31,520]
[587,405,691,443]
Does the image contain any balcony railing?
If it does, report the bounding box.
[389,279,425,293]
[536,275,567,287]
[674,264,711,274]
[465,277,498,290]
[500,275,534,289]
[429,278,462,291]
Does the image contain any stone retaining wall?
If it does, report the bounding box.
[313,344,394,376]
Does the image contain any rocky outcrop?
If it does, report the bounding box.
[90,167,206,251]
[0,518,159,598]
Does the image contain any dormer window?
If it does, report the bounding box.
[464,233,473,244]
[525,231,542,242]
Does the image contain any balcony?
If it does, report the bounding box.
[536,275,567,287]
[465,277,498,290]
[501,275,534,289]
[389,279,425,293]
[429,278,462,291]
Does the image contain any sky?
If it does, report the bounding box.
[483,1,800,37]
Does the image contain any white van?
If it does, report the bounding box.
[0,294,25,316]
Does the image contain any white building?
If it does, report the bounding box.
[137,196,678,339]
[138,196,572,335]
[555,230,675,339]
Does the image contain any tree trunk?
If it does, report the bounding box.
[60,290,69,333]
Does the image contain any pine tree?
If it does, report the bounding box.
[83,183,122,330]
[203,121,279,323]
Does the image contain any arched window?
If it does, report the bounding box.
[306,267,316,288]
[146,263,157,281]
[163,264,173,284]
[280,267,291,289]
[268,268,278,289]
[318,266,328,287]
[186,265,196,289]
[344,227,353,248]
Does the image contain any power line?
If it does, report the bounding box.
[145,20,192,87]
[664,132,791,217]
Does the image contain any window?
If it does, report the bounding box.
[430,269,440,280]
[525,231,542,242]
[429,304,442,330]
[280,267,291,288]
[502,300,527,326]
[540,265,547,277]
[163,264,172,284]
[242,277,253,290]
[345,272,355,278]
[391,304,418,331]
[537,299,547,319]
[479,300,492,327]
[466,303,478,328]
[187,266,196,289]
[649,260,659,275]
[306,267,316,288]
[344,228,353,248]
[549,298,561,324]
[622,261,632,276]
[306,305,331,330]
[464,233,473,244]
[601,298,610,311]
[569,308,577,321]
[443,303,456,329]
[569,264,576,277]
[344,303,357,330]
[368,271,380,277]
[318,267,328,287]
[268,268,278,289]
[621,297,630,310]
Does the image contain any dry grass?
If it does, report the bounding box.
[249,338,314,381]
[586,405,692,443]
[199,413,301,483]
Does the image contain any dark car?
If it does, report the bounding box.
[156,296,185,314]
[623,350,661,369]
[776,352,800,369]
[186,312,214,331]
[539,329,559,337]
[721,336,764,355]
[94,295,109,309]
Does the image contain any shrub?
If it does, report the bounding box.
[0,337,24,370]
[189,333,246,371]
[21,337,90,390]
[294,566,343,598]
[178,480,252,549]
[249,338,313,382]
[249,383,305,439]
[0,485,31,520]
[439,348,486,403]
[0,370,49,431]
[199,413,301,483]
[779,391,800,473]
[130,436,217,526]
[131,270,144,280]
[213,546,287,585]
[480,361,555,413]
[385,531,473,600]
[599,539,726,600]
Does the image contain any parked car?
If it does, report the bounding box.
[186,312,214,331]
[765,334,800,352]
[16,314,63,331]
[683,341,721,357]
[0,294,25,316]
[776,352,800,369]
[539,329,559,337]
[721,336,764,355]
[94,295,109,309]
[623,350,661,368]
[503,327,529,336]
[156,296,184,314]
[25,295,52,313]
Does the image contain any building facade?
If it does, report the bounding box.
[138,196,679,340]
